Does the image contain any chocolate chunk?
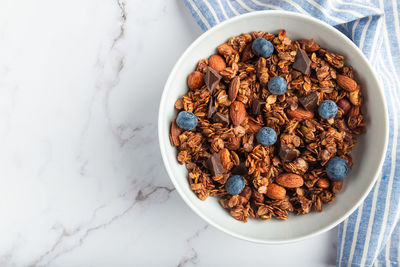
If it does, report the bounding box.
[232,163,248,176]
[293,49,311,75]
[207,97,217,119]
[252,98,265,115]
[205,67,221,93]
[299,92,318,112]
[212,112,229,126]
[279,143,299,162]
[206,153,225,177]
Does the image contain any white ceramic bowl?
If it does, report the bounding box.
[158,11,388,243]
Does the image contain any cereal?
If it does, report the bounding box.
[170,30,365,222]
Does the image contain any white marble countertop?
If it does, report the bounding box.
[0,1,337,266]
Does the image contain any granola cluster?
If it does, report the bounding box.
[170,30,365,222]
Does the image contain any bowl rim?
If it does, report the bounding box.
[158,10,389,244]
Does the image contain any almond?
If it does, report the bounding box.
[266,183,286,200]
[337,98,351,115]
[208,54,226,72]
[230,101,246,126]
[241,43,254,62]
[336,74,358,92]
[228,76,240,101]
[317,178,330,189]
[276,173,304,188]
[169,119,181,147]
[187,71,204,90]
[225,137,241,150]
[219,148,231,170]
[247,119,262,134]
[332,180,344,194]
[349,89,361,106]
[287,107,314,120]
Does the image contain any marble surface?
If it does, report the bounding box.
[0,1,337,266]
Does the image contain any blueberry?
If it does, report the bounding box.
[252,38,274,58]
[318,100,338,119]
[225,175,246,195]
[256,127,277,146]
[326,157,349,180]
[268,76,287,95]
[176,111,198,130]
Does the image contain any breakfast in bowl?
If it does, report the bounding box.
[169,29,365,223]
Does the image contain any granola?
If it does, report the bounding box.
[170,30,365,222]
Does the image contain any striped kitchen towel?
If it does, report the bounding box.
[183,1,400,266]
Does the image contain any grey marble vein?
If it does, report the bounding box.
[111,0,126,49]
[178,225,209,267]
[29,185,174,267]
